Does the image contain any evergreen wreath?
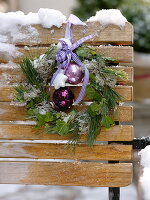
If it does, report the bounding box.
[14,14,127,146]
[15,44,127,146]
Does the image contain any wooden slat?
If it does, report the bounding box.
[0,46,133,63]
[0,142,132,161]
[0,162,132,187]
[0,85,133,102]
[5,22,133,46]
[0,66,134,84]
[0,103,133,122]
[0,124,134,141]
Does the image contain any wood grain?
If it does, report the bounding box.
[0,103,133,122]
[0,66,134,84]
[0,85,133,102]
[5,22,133,46]
[0,142,132,161]
[0,124,134,141]
[0,162,132,187]
[0,46,133,63]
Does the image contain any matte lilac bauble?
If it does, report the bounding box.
[65,63,83,85]
[53,87,74,109]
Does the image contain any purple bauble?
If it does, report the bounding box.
[53,87,74,109]
[65,63,83,85]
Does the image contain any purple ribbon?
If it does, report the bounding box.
[50,14,96,104]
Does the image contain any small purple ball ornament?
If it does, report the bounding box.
[65,63,83,85]
[53,87,74,109]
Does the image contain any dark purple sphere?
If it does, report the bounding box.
[53,87,74,109]
[65,63,83,85]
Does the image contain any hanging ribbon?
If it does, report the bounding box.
[50,14,96,104]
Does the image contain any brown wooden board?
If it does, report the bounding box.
[0,103,133,122]
[0,85,133,102]
[5,22,133,46]
[0,46,133,63]
[0,66,134,84]
[0,162,132,187]
[0,142,132,161]
[0,124,133,141]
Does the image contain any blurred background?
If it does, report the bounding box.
[0,0,150,199]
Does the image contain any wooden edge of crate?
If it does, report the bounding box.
[0,85,133,102]
[0,46,134,64]
[0,162,133,187]
[0,142,132,161]
[0,103,133,122]
[5,22,133,46]
[0,124,134,141]
[0,66,134,84]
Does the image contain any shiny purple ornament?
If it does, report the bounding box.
[65,63,83,85]
[53,87,74,109]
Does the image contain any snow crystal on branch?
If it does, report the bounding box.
[87,9,127,27]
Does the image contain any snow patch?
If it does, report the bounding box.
[38,8,66,28]
[87,9,127,27]
[0,8,66,60]
[139,145,150,168]
[139,145,150,199]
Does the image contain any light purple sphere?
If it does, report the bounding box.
[65,63,83,85]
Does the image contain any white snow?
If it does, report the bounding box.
[87,9,127,27]
[38,8,66,28]
[0,184,137,200]
[0,43,22,58]
[139,145,150,200]
[0,8,66,59]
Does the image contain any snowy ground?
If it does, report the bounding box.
[0,184,137,200]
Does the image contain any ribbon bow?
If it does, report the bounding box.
[50,14,96,104]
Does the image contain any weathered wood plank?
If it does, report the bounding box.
[0,66,134,84]
[5,22,133,46]
[0,103,133,122]
[0,142,132,161]
[0,162,132,187]
[0,85,133,102]
[0,124,134,141]
[0,46,133,63]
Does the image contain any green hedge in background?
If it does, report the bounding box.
[73,0,150,53]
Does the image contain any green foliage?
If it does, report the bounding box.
[120,0,150,53]
[56,120,70,135]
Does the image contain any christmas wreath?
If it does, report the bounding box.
[15,15,127,146]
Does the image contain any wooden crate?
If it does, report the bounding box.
[0,21,134,187]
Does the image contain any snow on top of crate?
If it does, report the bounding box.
[87,9,127,27]
[0,8,66,29]
[0,8,66,59]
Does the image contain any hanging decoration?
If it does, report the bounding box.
[15,14,128,146]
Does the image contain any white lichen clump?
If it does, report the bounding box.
[87,9,127,27]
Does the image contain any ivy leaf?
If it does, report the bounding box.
[45,112,53,122]
[101,116,114,129]
[56,120,69,135]
[88,102,101,116]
